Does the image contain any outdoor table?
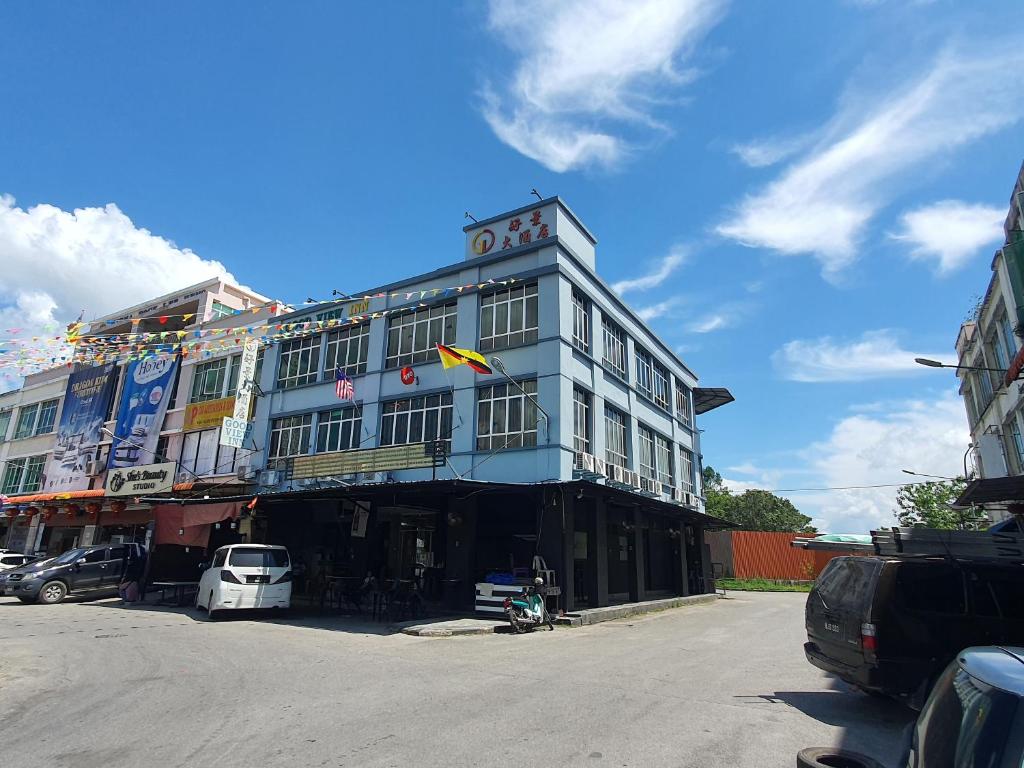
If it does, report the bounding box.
[151,581,199,607]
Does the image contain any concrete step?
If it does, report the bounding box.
[554,594,719,627]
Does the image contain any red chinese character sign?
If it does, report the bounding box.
[464,203,556,260]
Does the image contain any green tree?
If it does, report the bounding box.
[894,478,987,530]
[702,465,815,532]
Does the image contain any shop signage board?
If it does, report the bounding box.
[220,416,253,449]
[106,461,176,497]
[44,363,118,493]
[464,203,555,259]
[289,442,441,479]
[232,339,260,420]
[184,396,236,431]
[110,356,179,469]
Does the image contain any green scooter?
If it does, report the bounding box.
[503,577,555,633]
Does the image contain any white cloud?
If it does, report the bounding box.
[636,297,684,321]
[612,246,687,294]
[481,0,727,172]
[891,200,1004,274]
[717,45,1024,278]
[0,195,237,386]
[772,329,948,382]
[730,133,811,168]
[687,313,729,333]
[793,393,968,533]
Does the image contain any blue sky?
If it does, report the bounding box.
[1,1,1022,531]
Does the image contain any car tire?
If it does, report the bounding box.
[37,581,67,605]
[797,747,884,768]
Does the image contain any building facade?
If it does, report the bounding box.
[955,162,1024,524]
[240,197,732,610]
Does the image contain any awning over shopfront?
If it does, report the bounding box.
[954,476,1024,508]
[693,387,735,415]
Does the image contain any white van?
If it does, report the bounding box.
[196,544,291,618]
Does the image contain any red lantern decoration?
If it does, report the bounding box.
[400,366,417,386]
[24,506,39,518]
[42,505,57,522]
[63,503,80,517]
[85,502,101,517]
[4,508,16,519]
[109,500,127,515]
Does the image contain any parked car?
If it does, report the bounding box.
[797,646,1024,768]
[0,553,37,571]
[0,543,146,604]
[804,556,1024,707]
[195,544,292,619]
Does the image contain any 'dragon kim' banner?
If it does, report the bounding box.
[110,356,179,470]
[43,363,117,494]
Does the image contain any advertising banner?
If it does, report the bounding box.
[232,339,260,420]
[219,416,253,449]
[110,356,179,469]
[43,363,117,493]
[106,461,176,497]
[184,395,236,431]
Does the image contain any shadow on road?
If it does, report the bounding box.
[736,679,915,766]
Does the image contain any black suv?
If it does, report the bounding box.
[0,543,146,604]
[804,556,1024,706]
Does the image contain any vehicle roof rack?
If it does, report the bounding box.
[871,527,1024,563]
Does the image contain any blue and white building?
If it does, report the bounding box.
[241,197,733,610]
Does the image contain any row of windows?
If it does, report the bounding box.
[573,387,696,492]
[0,399,60,442]
[268,382,541,459]
[275,284,541,389]
[1,454,46,495]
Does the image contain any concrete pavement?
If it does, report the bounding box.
[0,591,914,768]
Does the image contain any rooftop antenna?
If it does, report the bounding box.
[530,188,543,201]
[465,211,478,224]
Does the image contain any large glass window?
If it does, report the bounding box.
[380,394,453,451]
[1,454,46,494]
[268,414,313,459]
[0,409,11,442]
[655,435,673,486]
[35,399,59,435]
[602,319,628,379]
[190,357,230,403]
[679,447,694,492]
[638,425,656,480]
[386,302,457,368]
[635,348,654,399]
[573,387,591,454]
[1,458,25,494]
[476,380,538,450]
[325,322,370,376]
[675,381,693,428]
[316,407,362,453]
[479,283,539,351]
[999,310,1018,362]
[13,403,38,439]
[653,363,671,411]
[1010,417,1024,474]
[180,429,222,476]
[604,407,629,468]
[571,289,590,354]
[277,336,321,389]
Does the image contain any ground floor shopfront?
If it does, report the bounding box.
[229,479,728,613]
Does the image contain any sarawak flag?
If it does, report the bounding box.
[436,343,492,375]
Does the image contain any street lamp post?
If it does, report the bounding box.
[913,358,1013,376]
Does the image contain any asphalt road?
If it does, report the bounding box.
[0,591,914,768]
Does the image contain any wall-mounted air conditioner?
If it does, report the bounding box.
[85,458,106,477]
[592,457,607,478]
[623,470,641,489]
[639,476,659,495]
[575,452,595,472]
[258,469,280,486]
[670,487,684,504]
[609,464,625,484]
[236,464,258,481]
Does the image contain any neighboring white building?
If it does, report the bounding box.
[955,162,1024,524]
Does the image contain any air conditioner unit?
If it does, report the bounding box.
[670,487,684,504]
[84,458,106,477]
[683,491,696,508]
[592,457,607,478]
[236,464,258,481]
[258,469,280,486]
[575,452,595,472]
[623,470,641,489]
[639,476,659,495]
[609,464,625,484]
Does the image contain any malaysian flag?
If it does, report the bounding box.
[335,368,354,400]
